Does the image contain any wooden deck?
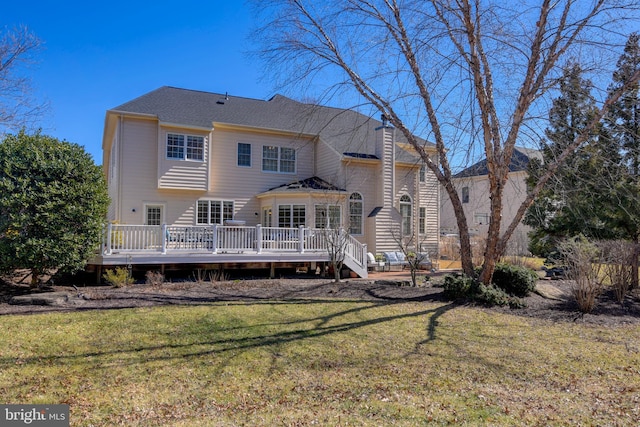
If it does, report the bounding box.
[90,224,368,278]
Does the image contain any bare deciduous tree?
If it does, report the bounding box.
[0,25,45,133]
[254,0,640,284]
[390,225,431,287]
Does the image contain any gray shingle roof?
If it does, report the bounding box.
[111,86,429,161]
[454,147,541,178]
[263,176,346,194]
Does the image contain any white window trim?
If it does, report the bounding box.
[261,206,273,227]
[143,203,165,226]
[278,204,306,227]
[462,186,470,204]
[400,194,412,236]
[196,199,234,225]
[315,204,342,229]
[262,145,296,174]
[474,212,489,226]
[166,132,205,162]
[349,192,363,235]
[237,142,252,168]
[419,206,426,235]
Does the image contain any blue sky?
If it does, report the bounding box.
[5,1,269,163]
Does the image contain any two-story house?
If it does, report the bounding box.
[439,147,541,256]
[92,86,440,277]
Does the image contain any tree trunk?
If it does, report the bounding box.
[442,180,475,277]
[30,267,41,288]
[479,166,506,285]
[632,236,639,289]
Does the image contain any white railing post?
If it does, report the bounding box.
[106,222,113,255]
[211,224,218,254]
[161,224,167,254]
[256,224,262,254]
[298,226,305,253]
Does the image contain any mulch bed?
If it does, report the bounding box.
[1,271,639,326]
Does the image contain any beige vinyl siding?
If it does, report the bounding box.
[379,132,395,209]
[343,163,377,247]
[208,128,314,195]
[197,128,316,226]
[158,128,209,190]
[370,207,403,254]
[118,118,159,224]
[107,131,119,221]
[440,169,530,255]
[417,160,440,255]
[395,165,416,207]
[315,138,343,186]
[368,127,399,254]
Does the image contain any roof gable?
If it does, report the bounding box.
[454,147,541,178]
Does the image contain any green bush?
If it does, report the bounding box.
[442,274,477,300]
[103,267,134,288]
[491,262,538,297]
[442,273,525,308]
[476,282,526,309]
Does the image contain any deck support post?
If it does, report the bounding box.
[256,224,262,254]
[211,224,218,254]
[106,222,113,255]
[270,262,275,279]
[161,224,167,254]
[298,226,305,253]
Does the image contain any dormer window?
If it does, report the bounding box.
[167,133,204,161]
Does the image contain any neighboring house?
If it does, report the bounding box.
[92,86,440,277]
[440,147,541,255]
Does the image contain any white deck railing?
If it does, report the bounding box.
[105,224,359,255]
[102,223,368,275]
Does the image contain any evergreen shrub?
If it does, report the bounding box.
[491,262,538,297]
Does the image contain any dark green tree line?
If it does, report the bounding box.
[526,33,640,288]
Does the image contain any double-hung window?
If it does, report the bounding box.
[278,205,305,228]
[145,205,163,226]
[474,212,489,225]
[462,186,469,204]
[262,145,296,173]
[419,207,426,234]
[280,147,296,173]
[196,200,234,225]
[349,193,363,235]
[167,133,204,161]
[237,143,251,167]
[400,195,412,235]
[315,205,341,229]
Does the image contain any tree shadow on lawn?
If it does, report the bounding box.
[0,298,458,371]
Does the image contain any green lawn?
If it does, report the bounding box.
[1,300,639,426]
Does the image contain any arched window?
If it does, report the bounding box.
[349,192,363,235]
[400,195,412,235]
